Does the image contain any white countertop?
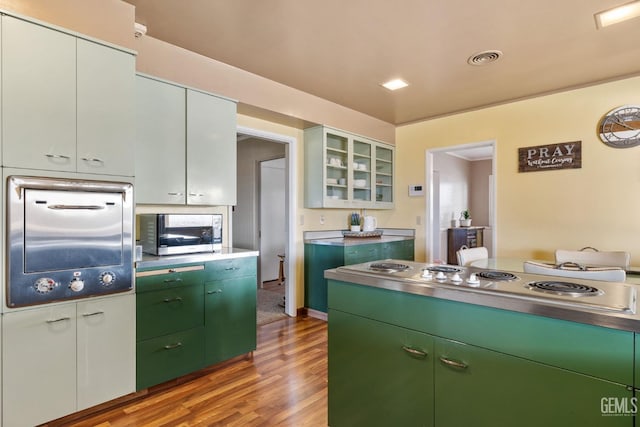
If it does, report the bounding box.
[136,247,259,269]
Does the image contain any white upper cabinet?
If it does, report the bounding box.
[2,16,76,171]
[186,88,237,206]
[135,75,187,204]
[135,75,238,206]
[304,125,395,209]
[77,38,135,176]
[1,15,135,176]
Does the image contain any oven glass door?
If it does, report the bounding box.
[24,189,123,272]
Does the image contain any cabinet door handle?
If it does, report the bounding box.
[167,192,184,196]
[402,346,428,359]
[188,193,205,197]
[224,267,239,271]
[163,297,183,303]
[164,342,183,350]
[82,311,105,317]
[207,289,223,294]
[439,356,468,369]
[46,317,71,323]
[163,278,183,283]
[81,157,104,163]
[45,154,71,160]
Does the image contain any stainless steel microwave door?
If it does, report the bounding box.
[24,189,123,272]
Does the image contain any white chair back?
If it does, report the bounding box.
[456,246,488,266]
[523,261,626,282]
[554,248,630,269]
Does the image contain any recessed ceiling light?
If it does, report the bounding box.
[595,0,640,28]
[467,50,503,66]
[381,79,409,91]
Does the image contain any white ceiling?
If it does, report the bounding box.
[125,0,640,125]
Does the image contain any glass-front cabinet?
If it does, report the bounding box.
[305,125,394,209]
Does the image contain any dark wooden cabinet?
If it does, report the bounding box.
[447,227,483,264]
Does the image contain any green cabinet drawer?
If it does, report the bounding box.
[204,257,256,281]
[136,264,204,293]
[136,284,204,341]
[344,244,381,264]
[381,240,414,260]
[136,327,205,390]
[328,280,633,385]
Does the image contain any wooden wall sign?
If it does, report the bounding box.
[518,141,581,173]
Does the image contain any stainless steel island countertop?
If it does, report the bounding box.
[325,259,640,333]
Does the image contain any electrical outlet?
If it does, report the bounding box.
[320,214,325,225]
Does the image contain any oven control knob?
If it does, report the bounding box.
[35,278,57,294]
[100,272,116,286]
[69,278,85,292]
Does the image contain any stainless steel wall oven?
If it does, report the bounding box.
[6,176,134,308]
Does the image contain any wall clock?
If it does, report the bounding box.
[598,105,640,148]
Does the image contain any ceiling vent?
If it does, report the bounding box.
[467,50,503,66]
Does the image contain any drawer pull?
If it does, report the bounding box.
[163,278,183,283]
[164,342,183,350]
[163,297,183,303]
[439,356,468,369]
[224,267,239,271]
[207,289,223,294]
[82,311,104,317]
[81,157,104,163]
[167,192,184,196]
[46,317,71,323]
[45,153,71,160]
[402,346,428,359]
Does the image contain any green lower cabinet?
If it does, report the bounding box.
[305,238,414,312]
[136,326,205,390]
[328,310,434,427]
[435,338,632,427]
[204,275,257,365]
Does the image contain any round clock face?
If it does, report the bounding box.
[598,105,640,148]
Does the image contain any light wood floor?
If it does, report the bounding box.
[47,316,328,427]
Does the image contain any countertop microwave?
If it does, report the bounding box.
[139,214,222,255]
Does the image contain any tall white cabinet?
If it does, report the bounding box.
[1,15,135,176]
[135,74,238,206]
[2,294,135,427]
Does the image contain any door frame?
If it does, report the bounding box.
[425,140,497,262]
[236,125,297,317]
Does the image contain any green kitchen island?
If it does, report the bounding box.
[325,262,640,427]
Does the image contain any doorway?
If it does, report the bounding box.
[234,126,297,318]
[425,140,496,263]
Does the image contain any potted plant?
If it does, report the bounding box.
[350,212,361,232]
[460,209,472,227]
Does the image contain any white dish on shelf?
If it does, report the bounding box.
[353,179,367,188]
[326,178,337,184]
